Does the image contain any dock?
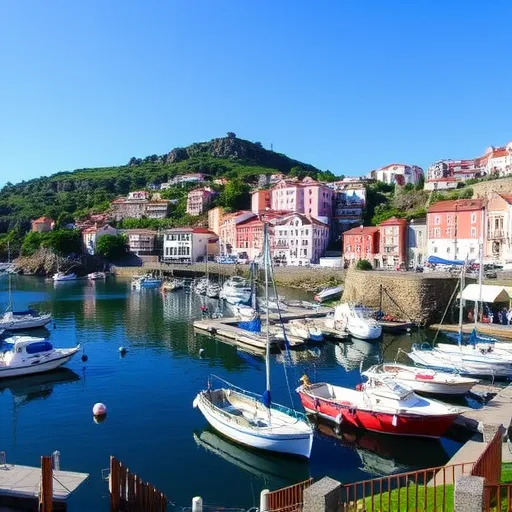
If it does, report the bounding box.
[194,305,334,351]
[430,322,512,341]
[0,462,88,510]
[457,381,512,432]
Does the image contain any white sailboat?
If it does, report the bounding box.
[53,271,78,282]
[193,224,314,458]
[0,245,52,331]
[326,304,382,340]
[220,276,252,305]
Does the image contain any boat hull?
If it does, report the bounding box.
[348,322,382,340]
[0,315,52,330]
[195,392,313,458]
[0,349,79,378]
[297,390,457,438]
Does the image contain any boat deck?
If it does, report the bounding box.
[430,322,512,341]
[0,463,88,504]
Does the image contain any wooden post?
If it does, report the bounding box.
[40,455,53,512]
[110,456,120,511]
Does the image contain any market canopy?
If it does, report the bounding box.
[460,284,512,303]
[427,256,465,266]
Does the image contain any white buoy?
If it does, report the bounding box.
[192,496,203,512]
[93,403,107,417]
[199,348,205,357]
[119,346,127,355]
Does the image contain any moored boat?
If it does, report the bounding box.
[53,272,78,282]
[88,271,106,280]
[132,275,162,289]
[0,309,52,331]
[288,319,323,343]
[314,285,343,303]
[296,374,460,438]
[362,363,478,396]
[326,304,382,340]
[161,278,183,292]
[206,282,221,298]
[0,336,80,378]
[220,276,252,305]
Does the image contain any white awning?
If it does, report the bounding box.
[460,284,512,303]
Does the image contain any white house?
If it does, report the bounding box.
[82,224,118,255]
[270,213,330,266]
[163,227,218,263]
[369,164,424,186]
[406,218,427,267]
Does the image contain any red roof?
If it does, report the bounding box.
[192,228,217,236]
[33,216,54,223]
[378,216,407,226]
[427,199,484,213]
[492,149,508,159]
[426,177,457,182]
[499,194,512,205]
[343,226,379,236]
[380,163,408,170]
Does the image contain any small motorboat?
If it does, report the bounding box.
[88,271,106,280]
[52,272,77,282]
[0,309,52,331]
[206,283,221,298]
[288,319,323,343]
[235,305,258,321]
[132,275,162,289]
[220,277,252,305]
[325,304,382,340]
[0,336,80,378]
[195,278,208,295]
[296,374,460,438]
[161,279,183,293]
[314,285,343,303]
[362,364,478,396]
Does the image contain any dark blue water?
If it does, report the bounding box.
[0,276,468,511]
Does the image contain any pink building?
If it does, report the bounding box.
[270,177,333,220]
[343,226,380,268]
[378,217,408,268]
[235,217,265,260]
[31,216,55,233]
[219,211,256,253]
[251,190,272,214]
[186,187,216,216]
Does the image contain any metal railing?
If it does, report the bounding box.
[340,462,474,512]
[267,478,313,512]
[484,483,512,511]
[472,431,503,484]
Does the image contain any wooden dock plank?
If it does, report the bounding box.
[430,322,512,341]
[0,464,89,501]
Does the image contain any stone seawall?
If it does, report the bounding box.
[342,269,462,325]
[472,177,512,198]
[114,263,345,292]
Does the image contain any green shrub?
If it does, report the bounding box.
[355,259,373,271]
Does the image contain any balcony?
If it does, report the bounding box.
[488,230,505,240]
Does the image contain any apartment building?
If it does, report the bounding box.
[186,187,216,216]
[162,227,218,263]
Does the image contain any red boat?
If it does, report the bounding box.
[296,375,460,439]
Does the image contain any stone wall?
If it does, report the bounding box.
[114,262,345,292]
[342,269,462,325]
[472,177,512,198]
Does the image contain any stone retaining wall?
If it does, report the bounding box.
[342,269,462,325]
[472,177,512,198]
[113,263,345,292]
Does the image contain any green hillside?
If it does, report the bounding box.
[0,134,335,235]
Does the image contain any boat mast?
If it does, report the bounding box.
[263,223,271,410]
[7,241,12,311]
[458,261,465,343]
[476,242,483,326]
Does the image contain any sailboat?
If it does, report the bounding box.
[0,244,52,331]
[193,224,314,458]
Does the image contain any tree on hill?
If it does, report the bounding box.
[218,178,250,211]
[226,132,236,138]
[96,234,127,260]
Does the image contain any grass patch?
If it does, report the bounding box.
[360,483,454,512]
[501,463,512,483]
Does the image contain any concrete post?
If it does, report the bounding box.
[260,489,269,512]
[52,450,60,471]
[303,477,341,512]
[192,496,203,512]
[454,475,485,512]
[480,422,506,442]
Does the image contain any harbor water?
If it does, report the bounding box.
[0,276,474,510]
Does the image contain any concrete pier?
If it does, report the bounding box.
[430,322,512,341]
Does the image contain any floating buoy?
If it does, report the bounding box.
[81,354,88,362]
[199,348,205,357]
[93,403,107,417]
[93,414,106,424]
[119,346,128,355]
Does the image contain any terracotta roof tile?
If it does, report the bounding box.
[427,199,484,213]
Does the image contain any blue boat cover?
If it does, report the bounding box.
[238,318,261,333]
[25,341,53,354]
[427,256,465,266]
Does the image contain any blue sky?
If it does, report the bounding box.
[1,1,511,186]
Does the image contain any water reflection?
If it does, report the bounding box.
[193,426,310,487]
[334,341,382,372]
[0,368,81,408]
[314,420,450,477]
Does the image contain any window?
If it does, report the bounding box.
[471,213,477,224]
[446,228,452,237]
[434,228,440,237]
[447,216,452,225]
[433,246,438,253]
[446,247,450,254]
[435,216,441,225]
[470,246,475,254]
[471,227,477,237]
